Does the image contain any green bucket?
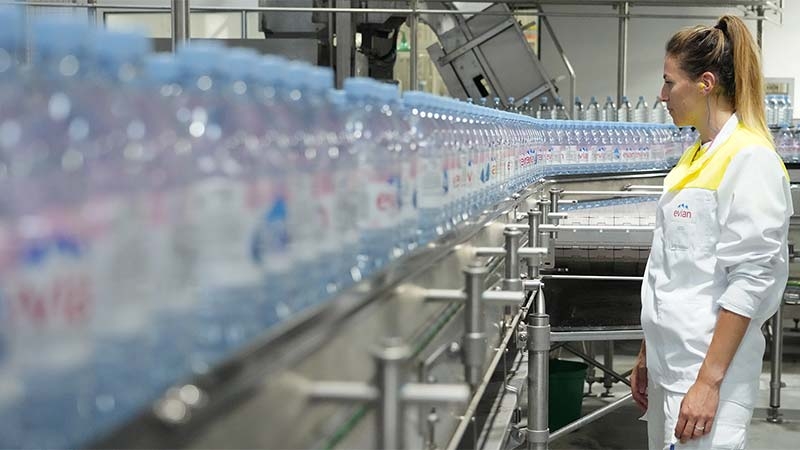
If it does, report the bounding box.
[548,359,588,431]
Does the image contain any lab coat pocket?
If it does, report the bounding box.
[661,189,717,254]
[706,421,747,450]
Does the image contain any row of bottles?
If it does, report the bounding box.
[774,127,800,163]
[0,9,685,448]
[766,94,794,128]
[465,95,673,125]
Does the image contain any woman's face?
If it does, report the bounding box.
[660,54,703,127]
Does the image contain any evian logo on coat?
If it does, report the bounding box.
[673,203,692,219]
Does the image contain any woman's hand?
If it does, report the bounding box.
[674,380,720,443]
[630,348,648,411]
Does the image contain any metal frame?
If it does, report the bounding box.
[5,0,781,95]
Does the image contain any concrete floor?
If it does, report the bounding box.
[548,338,800,450]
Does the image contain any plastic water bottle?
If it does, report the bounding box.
[766,96,777,127]
[537,96,552,120]
[784,95,793,127]
[585,96,599,122]
[634,96,649,123]
[574,97,584,121]
[345,78,402,275]
[602,96,617,122]
[520,97,532,117]
[247,56,299,329]
[652,97,666,124]
[777,127,795,162]
[2,16,98,448]
[139,54,195,393]
[553,97,568,120]
[506,96,518,114]
[617,96,632,123]
[492,97,502,110]
[81,27,160,435]
[776,96,787,127]
[327,89,361,287]
[404,92,447,243]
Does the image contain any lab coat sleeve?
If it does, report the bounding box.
[715,146,791,320]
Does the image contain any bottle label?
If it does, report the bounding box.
[362,167,400,228]
[5,212,93,333]
[418,156,444,209]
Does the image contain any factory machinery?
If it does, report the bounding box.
[7,1,790,449]
[88,162,800,450]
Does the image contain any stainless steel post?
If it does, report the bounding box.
[616,1,629,107]
[87,0,97,27]
[375,341,412,450]
[602,341,614,397]
[171,0,190,51]
[409,0,418,91]
[528,209,541,280]
[756,5,764,51]
[768,303,784,423]
[463,262,488,390]
[503,227,523,291]
[527,310,550,450]
[241,11,248,39]
[549,188,563,239]
[334,0,352,88]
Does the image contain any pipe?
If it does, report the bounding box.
[0,2,774,20]
[602,341,615,397]
[527,313,550,450]
[539,11,575,119]
[542,275,643,281]
[375,343,411,450]
[309,382,380,402]
[409,0,418,91]
[768,303,784,422]
[538,224,654,232]
[401,383,471,404]
[463,263,488,389]
[562,344,631,387]
[617,2,629,108]
[549,188,564,239]
[549,394,633,442]
[561,190,659,196]
[503,227,523,291]
[171,0,190,51]
[528,209,541,280]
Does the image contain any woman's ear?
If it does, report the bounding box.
[699,72,717,95]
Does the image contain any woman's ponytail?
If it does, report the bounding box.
[717,15,770,142]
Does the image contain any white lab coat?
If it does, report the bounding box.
[640,113,792,405]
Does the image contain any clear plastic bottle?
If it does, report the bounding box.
[345,78,402,275]
[553,97,568,120]
[585,96,600,122]
[574,96,584,121]
[777,126,794,162]
[536,96,552,120]
[784,95,794,127]
[4,17,96,448]
[602,96,617,122]
[633,96,649,123]
[617,96,632,123]
[652,97,666,124]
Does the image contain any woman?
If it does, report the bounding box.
[632,15,792,449]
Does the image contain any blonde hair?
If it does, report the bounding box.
[666,15,771,143]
